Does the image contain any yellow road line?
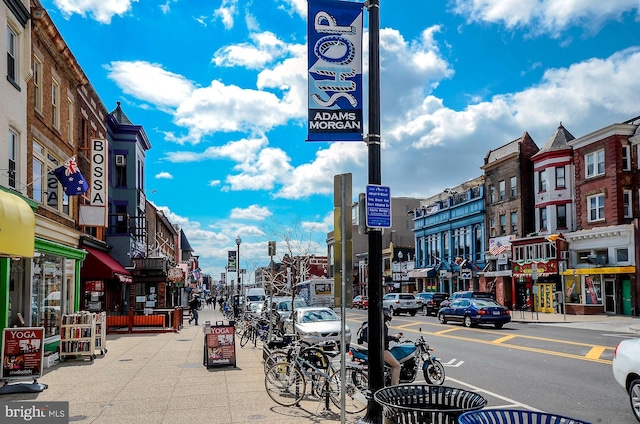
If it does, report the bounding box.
[585,346,607,360]
[493,334,517,344]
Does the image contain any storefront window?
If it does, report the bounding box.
[584,275,602,305]
[8,258,28,328]
[564,276,582,303]
[32,254,64,338]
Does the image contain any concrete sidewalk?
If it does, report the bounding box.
[1,308,638,423]
[1,307,361,424]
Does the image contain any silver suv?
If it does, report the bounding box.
[382,293,418,316]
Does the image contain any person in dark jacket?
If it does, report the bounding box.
[188,295,200,325]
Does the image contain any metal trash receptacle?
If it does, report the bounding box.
[457,409,592,424]
[373,384,487,424]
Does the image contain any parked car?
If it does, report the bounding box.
[352,295,369,309]
[437,298,511,328]
[439,291,494,308]
[382,293,418,316]
[264,296,309,319]
[415,292,448,316]
[613,338,640,422]
[284,306,351,349]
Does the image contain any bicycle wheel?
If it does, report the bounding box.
[240,326,253,348]
[298,347,332,398]
[264,349,290,372]
[328,367,369,413]
[265,362,306,406]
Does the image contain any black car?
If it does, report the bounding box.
[415,292,448,316]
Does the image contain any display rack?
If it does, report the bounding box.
[93,312,107,356]
[59,311,97,361]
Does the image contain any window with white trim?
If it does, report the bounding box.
[622,145,631,171]
[510,176,517,197]
[489,185,495,203]
[510,212,517,233]
[32,141,69,215]
[555,166,565,189]
[585,149,605,178]
[623,189,632,218]
[67,96,74,144]
[557,204,567,229]
[499,180,505,200]
[587,194,605,222]
[8,129,17,189]
[499,214,506,235]
[7,26,17,83]
[539,207,547,231]
[52,79,60,129]
[33,57,43,111]
[538,170,547,192]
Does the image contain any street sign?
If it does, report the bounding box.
[366,184,391,228]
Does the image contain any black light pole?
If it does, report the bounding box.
[360,0,383,422]
[235,235,241,318]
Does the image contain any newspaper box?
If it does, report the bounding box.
[203,321,236,368]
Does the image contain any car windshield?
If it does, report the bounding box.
[299,309,339,323]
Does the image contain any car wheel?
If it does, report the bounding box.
[410,310,416,316]
[389,306,396,316]
[629,378,640,422]
[494,323,504,329]
[422,306,428,316]
[463,316,473,328]
[438,313,446,324]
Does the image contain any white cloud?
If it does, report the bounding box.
[214,0,238,29]
[155,172,173,179]
[106,61,195,108]
[452,0,640,35]
[278,0,306,19]
[164,136,268,163]
[209,180,221,187]
[53,0,138,24]
[212,32,288,69]
[230,205,273,220]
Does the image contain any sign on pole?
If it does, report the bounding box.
[307,0,364,142]
[366,184,391,228]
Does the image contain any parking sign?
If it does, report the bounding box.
[366,184,391,228]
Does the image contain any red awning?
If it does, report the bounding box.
[82,246,133,283]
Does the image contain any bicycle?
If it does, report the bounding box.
[264,342,368,413]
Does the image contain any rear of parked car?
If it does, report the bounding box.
[613,338,640,422]
[383,293,418,316]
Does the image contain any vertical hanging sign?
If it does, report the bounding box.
[307,0,363,142]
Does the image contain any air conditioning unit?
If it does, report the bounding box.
[115,154,126,166]
[560,251,569,260]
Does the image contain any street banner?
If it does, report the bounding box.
[1,327,44,380]
[307,0,363,142]
[227,251,237,270]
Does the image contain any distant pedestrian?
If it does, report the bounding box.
[188,295,200,325]
[206,295,213,309]
[212,296,217,310]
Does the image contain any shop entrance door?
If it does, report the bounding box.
[536,283,555,313]
[604,279,616,314]
[622,279,632,315]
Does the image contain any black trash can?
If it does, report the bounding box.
[457,409,592,424]
[373,384,487,424]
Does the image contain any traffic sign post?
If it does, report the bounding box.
[366,184,391,228]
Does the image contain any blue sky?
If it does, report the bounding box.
[41,0,640,284]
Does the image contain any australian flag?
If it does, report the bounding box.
[53,156,89,196]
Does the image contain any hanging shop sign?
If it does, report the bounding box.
[307,0,363,142]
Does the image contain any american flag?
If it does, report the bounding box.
[489,238,510,256]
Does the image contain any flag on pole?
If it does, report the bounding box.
[53,156,89,195]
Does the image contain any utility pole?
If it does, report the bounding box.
[359,0,383,422]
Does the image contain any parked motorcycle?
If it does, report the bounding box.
[350,335,445,385]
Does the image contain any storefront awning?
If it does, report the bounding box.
[82,246,133,283]
[560,266,635,276]
[407,267,435,278]
[0,190,35,257]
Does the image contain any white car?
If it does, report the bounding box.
[382,293,418,316]
[613,338,640,422]
[285,306,351,350]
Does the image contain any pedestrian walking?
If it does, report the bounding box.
[206,295,213,309]
[188,295,200,325]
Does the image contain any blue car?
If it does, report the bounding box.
[437,298,511,329]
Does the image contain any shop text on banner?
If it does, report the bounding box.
[307,0,363,142]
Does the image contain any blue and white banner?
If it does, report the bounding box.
[307,0,363,142]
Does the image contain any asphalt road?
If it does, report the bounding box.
[345,309,638,424]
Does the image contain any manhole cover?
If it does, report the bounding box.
[178,363,202,369]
